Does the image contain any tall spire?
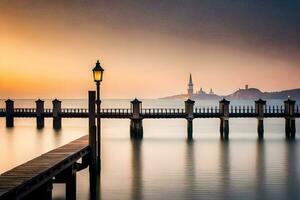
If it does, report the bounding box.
[189,73,193,85]
[188,73,194,96]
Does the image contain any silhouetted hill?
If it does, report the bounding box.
[226,88,263,100]
[226,88,300,100]
[161,88,300,100]
[264,89,300,99]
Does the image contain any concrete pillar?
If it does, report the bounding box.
[130,98,143,139]
[5,99,14,127]
[52,99,62,130]
[219,98,230,140]
[185,99,195,140]
[285,99,296,139]
[36,99,44,129]
[255,99,266,139]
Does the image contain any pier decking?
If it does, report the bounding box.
[0,136,90,200]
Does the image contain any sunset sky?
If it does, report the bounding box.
[0,0,299,99]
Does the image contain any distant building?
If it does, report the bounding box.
[198,87,206,94]
[245,84,249,90]
[187,75,215,97]
[188,74,194,96]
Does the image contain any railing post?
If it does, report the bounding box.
[130,98,143,139]
[219,98,230,140]
[36,99,44,129]
[255,99,266,139]
[52,99,62,130]
[5,99,14,128]
[284,98,296,139]
[185,99,195,140]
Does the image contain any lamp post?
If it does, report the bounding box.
[93,60,104,170]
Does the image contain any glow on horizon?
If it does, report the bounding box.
[0,1,299,99]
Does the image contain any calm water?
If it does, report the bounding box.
[0,99,300,200]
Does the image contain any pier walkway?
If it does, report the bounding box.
[0,136,90,200]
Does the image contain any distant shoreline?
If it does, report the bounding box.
[161,88,300,100]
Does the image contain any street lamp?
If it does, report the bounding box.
[93,60,104,170]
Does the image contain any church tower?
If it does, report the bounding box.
[188,73,194,96]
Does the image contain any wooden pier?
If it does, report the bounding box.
[0,93,298,199]
[0,98,299,140]
[0,136,89,200]
[0,91,100,200]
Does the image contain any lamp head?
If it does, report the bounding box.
[93,60,104,82]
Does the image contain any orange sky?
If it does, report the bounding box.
[0,1,299,99]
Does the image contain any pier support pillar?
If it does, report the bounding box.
[187,119,193,140]
[219,99,230,140]
[52,99,62,130]
[36,99,44,129]
[54,166,77,200]
[27,181,53,200]
[130,119,143,139]
[130,98,143,139]
[255,99,266,140]
[220,119,224,138]
[185,99,195,140]
[285,99,296,139]
[223,119,229,139]
[66,173,76,200]
[5,99,14,128]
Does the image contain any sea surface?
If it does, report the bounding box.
[0,99,300,200]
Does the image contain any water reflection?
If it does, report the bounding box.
[219,140,231,200]
[285,140,299,200]
[255,140,267,200]
[184,139,196,199]
[131,140,143,200]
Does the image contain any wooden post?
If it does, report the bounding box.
[52,99,62,130]
[130,98,143,139]
[66,173,76,200]
[219,98,230,140]
[185,99,195,140]
[36,99,44,129]
[255,99,266,139]
[88,91,100,199]
[89,91,97,171]
[285,99,296,139]
[5,99,14,127]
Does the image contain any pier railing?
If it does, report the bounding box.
[0,98,299,139]
[2,106,294,115]
[0,104,299,118]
